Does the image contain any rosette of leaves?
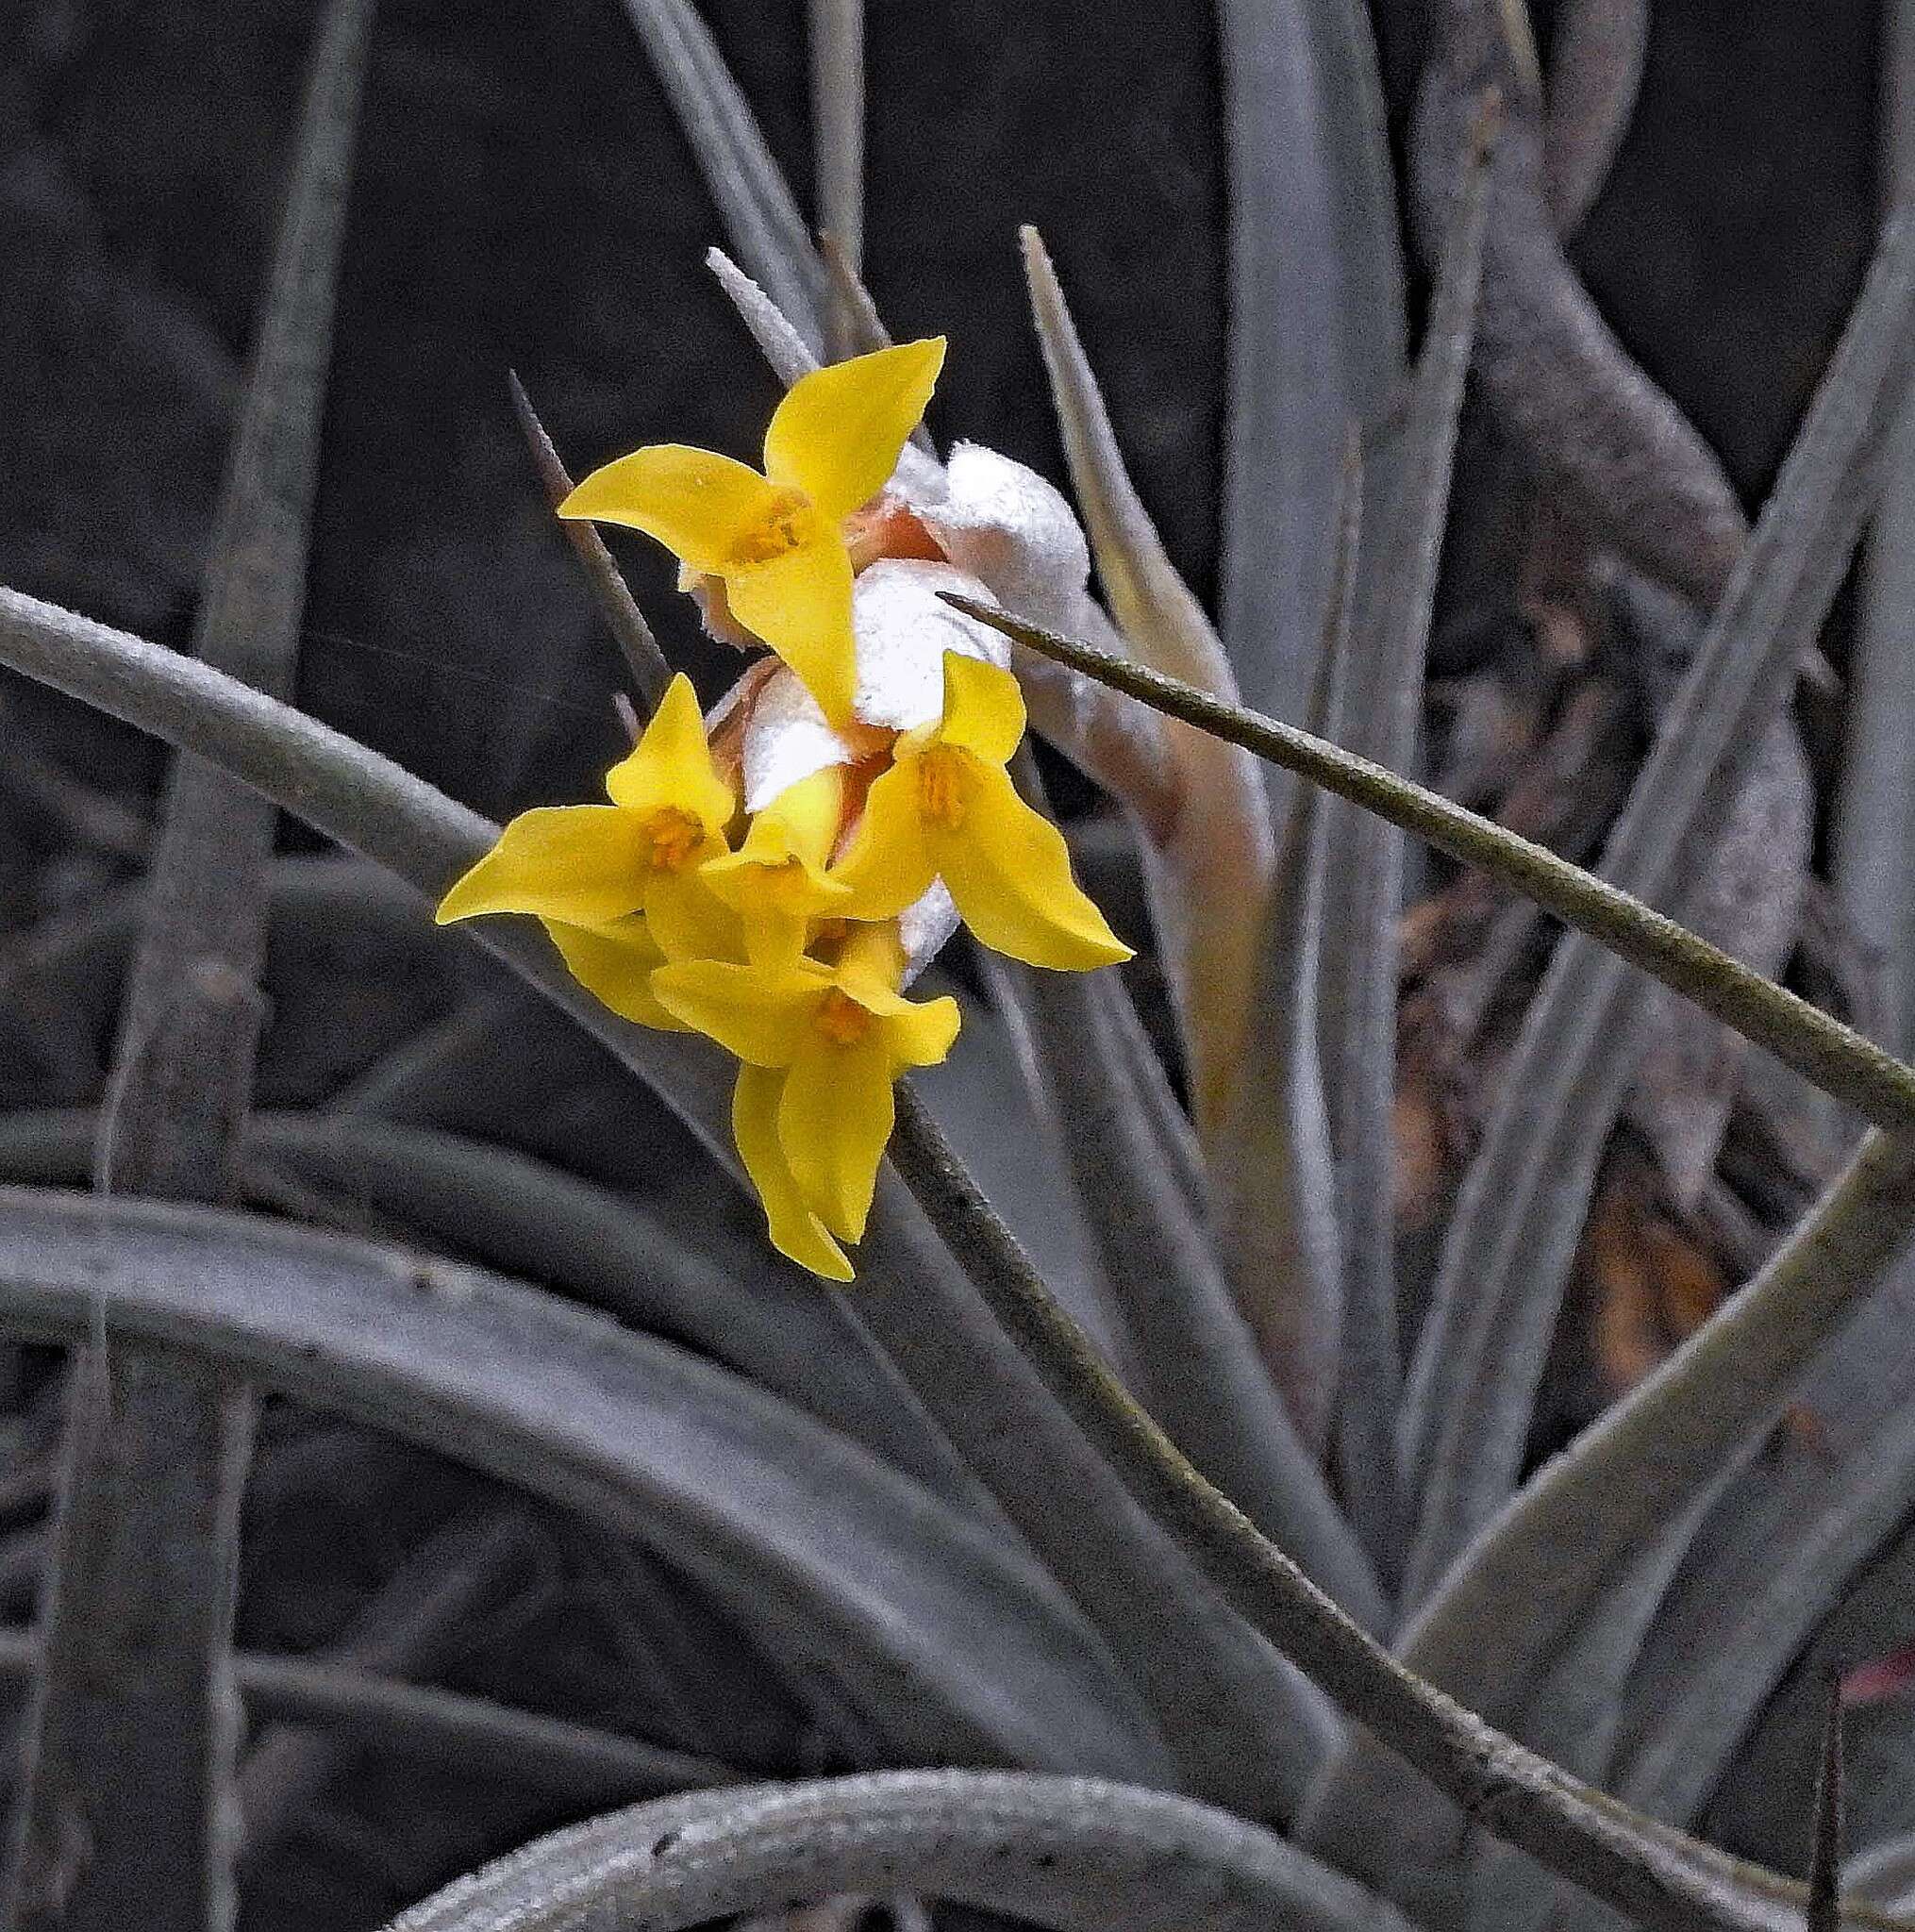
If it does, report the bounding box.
[1,2,1915,1931]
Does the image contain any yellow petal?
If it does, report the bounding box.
[604,673,735,833]
[643,867,744,963]
[932,760,1134,971]
[649,958,823,1065]
[761,339,947,524]
[558,444,780,575]
[541,917,685,1030]
[938,652,1027,767]
[828,763,935,923]
[881,991,962,1069]
[778,1033,896,1241]
[724,538,858,726]
[435,807,650,928]
[733,1064,853,1281]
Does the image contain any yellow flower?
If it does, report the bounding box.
[558,341,947,728]
[698,765,853,961]
[830,654,1132,971]
[436,673,738,967]
[652,924,960,1275]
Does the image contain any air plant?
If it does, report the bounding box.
[0,0,1914,1930]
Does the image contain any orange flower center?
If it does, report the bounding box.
[728,487,812,568]
[917,747,968,829]
[641,807,705,871]
[812,988,874,1047]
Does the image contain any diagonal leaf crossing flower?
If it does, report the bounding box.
[652,923,960,1269]
[558,341,946,727]
[436,672,737,963]
[830,653,1133,971]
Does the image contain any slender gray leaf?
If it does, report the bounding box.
[615,0,824,350]
[1021,226,1278,1141]
[1213,452,1354,1464]
[808,0,862,355]
[1397,204,1915,1607]
[381,1769,1413,1932]
[1004,959,1383,1633]
[1214,0,1406,725]
[1836,0,1915,1058]
[8,4,375,1925]
[1305,1128,1915,1922]
[1703,1510,1915,1890]
[1548,1247,1915,1932]
[0,1186,1168,1779]
[0,1104,998,1520]
[1316,118,1489,1588]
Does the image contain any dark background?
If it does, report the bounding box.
[0,0,1878,831]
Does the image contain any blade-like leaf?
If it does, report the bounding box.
[808,0,862,355]
[1021,225,1277,1145]
[1214,449,1356,1461]
[507,371,671,712]
[1001,956,1383,1633]
[9,5,375,1925]
[1809,1683,1847,1932]
[1547,1246,1915,1932]
[1301,1129,1915,1924]
[1396,201,1915,1604]
[0,1186,1168,1780]
[0,1106,991,1520]
[1214,0,1406,725]
[381,1769,1413,1932]
[615,0,824,350]
[1314,113,1489,1576]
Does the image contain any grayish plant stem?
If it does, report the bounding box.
[884,1089,1904,1932]
[507,373,671,714]
[381,1770,1414,1932]
[0,1625,738,1807]
[808,0,863,357]
[951,601,1915,1143]
[5,5,374,1927]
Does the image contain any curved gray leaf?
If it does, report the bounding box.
[0,1186,1168,1781]
[0,1107,986,1523]
[1214,0,1405,725]
[614,0,824,349]
[382,1770,1412,1932]
[1301,1129,1915,1921]
[1397,205,1915,1606]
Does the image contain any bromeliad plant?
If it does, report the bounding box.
[439,343,1129,1277]
[6,0,1915,1930]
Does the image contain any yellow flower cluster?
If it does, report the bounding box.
[437,343,1128,1278]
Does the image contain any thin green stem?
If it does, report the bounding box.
[952,598,1915,1139]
